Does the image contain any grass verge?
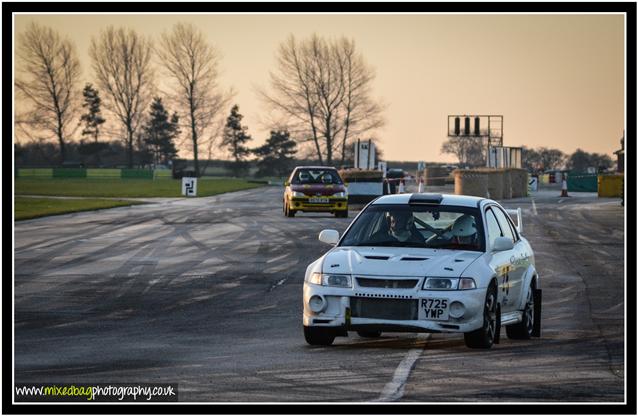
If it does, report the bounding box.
[15,197,145,221]
[15,178,265,198]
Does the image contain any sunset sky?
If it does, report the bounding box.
[14,13,625,162]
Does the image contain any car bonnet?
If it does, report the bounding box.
[321,247,482,278]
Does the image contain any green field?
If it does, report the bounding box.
[15,178,265,198]
[15,197,145,221]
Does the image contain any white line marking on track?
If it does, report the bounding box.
[268,278,287,292]
[531,199,538,216]
[375,334,431,402]
[266,253,289,263]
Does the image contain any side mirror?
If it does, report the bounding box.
[319,229,340,245]
[493,236,514,252]
[284,180,290,186]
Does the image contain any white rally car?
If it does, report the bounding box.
[303,193,541,349]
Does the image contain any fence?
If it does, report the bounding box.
[18,168,53,178]
[18,168,161,179]
[87,169,121,178]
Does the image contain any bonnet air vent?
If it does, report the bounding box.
[364,255,391,260]
[401,257,428,261]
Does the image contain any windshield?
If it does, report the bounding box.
[290,169,343,185]
[340,204,485,252]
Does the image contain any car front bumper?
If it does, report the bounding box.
[289,197,348,212]
[303,283,487,333]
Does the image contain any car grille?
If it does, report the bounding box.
[350,297,418,320]
[356,277,419,289]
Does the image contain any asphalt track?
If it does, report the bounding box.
[14,186,625,402]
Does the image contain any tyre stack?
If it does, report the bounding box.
[424,166,448,186]
[509,168,529,198]
[481,168,503,200]
[502,169,513,199]
[454,169,489,198]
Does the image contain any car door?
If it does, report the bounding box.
[484,207,517,313]
[491,206,526,311]
[492,206,531,311]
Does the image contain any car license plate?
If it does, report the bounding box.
[418,298,449,321]
[308,197,329,204]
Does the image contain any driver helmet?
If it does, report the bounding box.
[451,214,477,239]
[322,173,333,184]
[298,171,310,182]
[386,210,415,242]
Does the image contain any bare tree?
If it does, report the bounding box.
[157,22,231,177]
[333,38,385,166]
[440,136,486,168]
[259,35,324,164]
[566,148,610,172]
[522,146,566,173]
[259,34,384,166]
[15,22,81,164]
[538,147,566,171]
[90,26,154,168]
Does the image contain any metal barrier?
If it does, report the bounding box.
[598,174,623,197]
[566,174,598,192]
[52,168,87,178]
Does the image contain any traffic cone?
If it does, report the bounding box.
[560,178,569,197]
[417,177,424,193]
[398,179,405,194]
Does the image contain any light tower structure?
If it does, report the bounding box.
[447,115,503,167]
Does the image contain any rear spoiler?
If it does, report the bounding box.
[506,208,523,234]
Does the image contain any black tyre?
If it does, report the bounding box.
[464,283,498,349]
[284,202,296,217]
[304,326,335,346]
[357,330,382,338]
[506,283,535,340]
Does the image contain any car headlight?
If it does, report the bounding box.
[333,192,346,197]
[423,277,476,290]
[292,191,305,197]
[308,272,352,287]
